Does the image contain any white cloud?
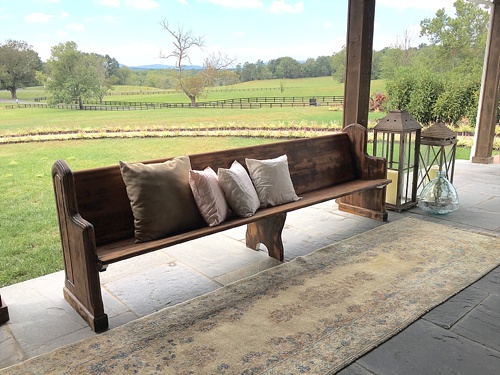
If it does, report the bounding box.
[57,30,67,37]
[178,0,188,4]
[232,31,246,37]
[60,11,69,18]
[66,23,85,31]
[323,22,333,29]
[88,42,164,66]
[205,0,263,9]
[125,0,160,9]
[85,15,120,23]
[377,0,455,12]
[99,0,120,7]
[270,0,303,14]
[24,13,54,23]
[103,15,120,23]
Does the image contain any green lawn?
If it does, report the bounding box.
[0,137,279,287]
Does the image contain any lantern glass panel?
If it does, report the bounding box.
[417,121,457,193]
[373,130,420,210]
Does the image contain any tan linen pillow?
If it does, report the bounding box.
[245,154,300,207]
[120,156,205,242]
[189,166,231,226]
[218,160,260,218]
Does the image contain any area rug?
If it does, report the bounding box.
[3,217,500,375]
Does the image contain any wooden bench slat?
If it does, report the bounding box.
[96,178,390,265]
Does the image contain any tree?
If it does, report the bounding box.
[266,57,302,79]
[46,42,103,109]
[89,53,114,104]
[0,40,42,99]
[254,59,272,80]
[315,56,333,77]
[420,0,489,74]
[331,46,346,83]
[160,20,234,105]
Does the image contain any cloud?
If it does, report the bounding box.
[57,30,67,37]
[60,11,69,18]
[377,0,455,11]
[87,42,164,66]
[178,0,188,4]
[24,13,54,23]
[270,0,303,14]
[323,22,333,29]
[66,23,85,31]
[125,0,160,9]
[205,0,263,9]
[98,0,120,7]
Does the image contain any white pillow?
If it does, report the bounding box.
[217,161,260,218]
[189,167,231,227]
[245,154,300,207]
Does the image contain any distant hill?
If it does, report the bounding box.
[127,64,203,70]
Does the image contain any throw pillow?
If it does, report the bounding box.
[245,154,300,207]
[120,156,205,242]
[189,167,231,226]
[217,160,260,218]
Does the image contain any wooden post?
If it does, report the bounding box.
[0,293,9,324]
[343,0,376,129]
[339,1,385,220]
[472,0,500,164]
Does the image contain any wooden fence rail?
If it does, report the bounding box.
[2,96,344,111]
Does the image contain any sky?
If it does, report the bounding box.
[0,0,475,68]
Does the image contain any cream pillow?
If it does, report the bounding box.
[189,167,231,226]
[217,161,260,218]
[245,154,300,207]
[120,156,205,242]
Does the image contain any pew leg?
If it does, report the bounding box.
[337,189,388,222]
[246,213,286,261]
[63,262,109,333]
[0,294,9,324]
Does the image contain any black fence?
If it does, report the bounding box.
[3,95,344,111]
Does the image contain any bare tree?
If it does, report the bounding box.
[160,20,235,105]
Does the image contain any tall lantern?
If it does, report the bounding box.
[373,110,422,212]
[417,121,457,192]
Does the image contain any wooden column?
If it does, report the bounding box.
[0,293,9,324]
[343,0,376,129]
[472,0,500,164]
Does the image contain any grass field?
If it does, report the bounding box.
[0,76,494,287]
[0,137,280,287]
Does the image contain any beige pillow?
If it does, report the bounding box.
[245,154,300,207]
[120,156,205,242]
[218,161,260,218]
[189,167,231,226]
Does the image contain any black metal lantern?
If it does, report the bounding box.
[417,121,457,192]
[373,110,422,212]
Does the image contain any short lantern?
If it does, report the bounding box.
[417,121,457,192]
[373,110,422,212]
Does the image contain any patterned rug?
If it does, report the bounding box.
[3,218,500,375]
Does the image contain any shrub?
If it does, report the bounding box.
[433,76,480,125]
